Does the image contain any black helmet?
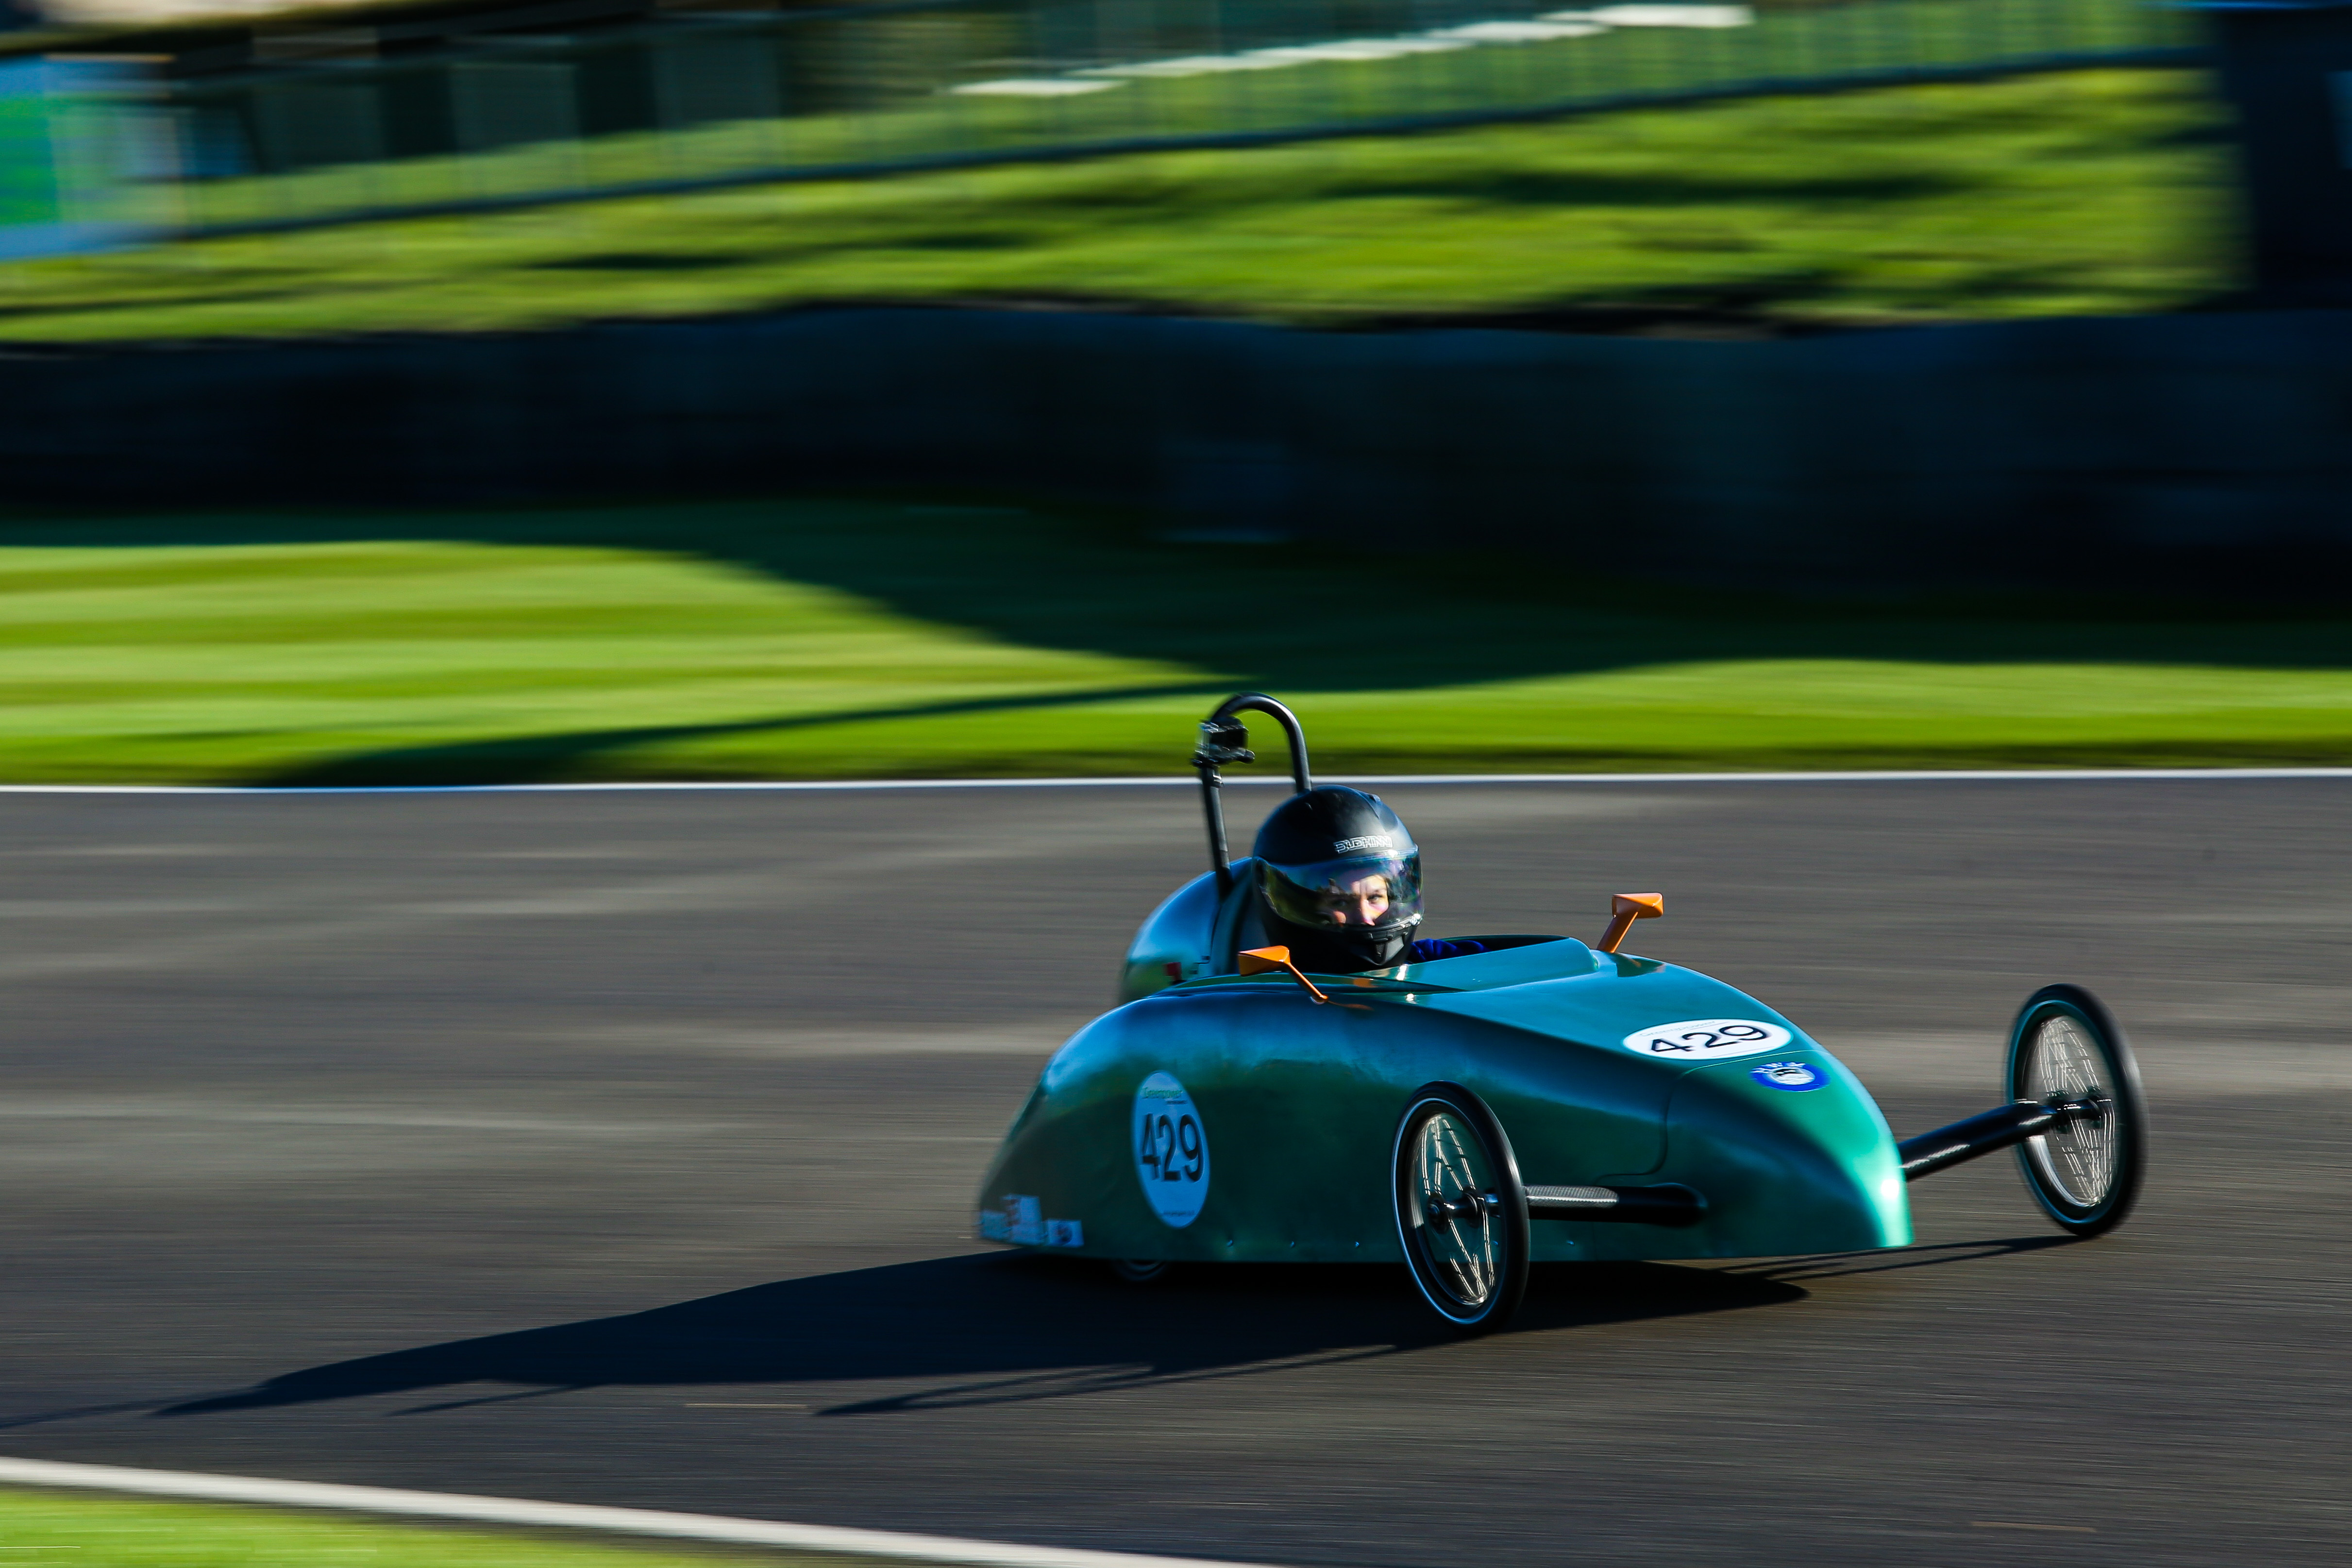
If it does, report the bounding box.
[1252,786,1423,973]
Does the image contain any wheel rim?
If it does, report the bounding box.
[1409,1109,1502,1311]
[2020,1009,2119,1210]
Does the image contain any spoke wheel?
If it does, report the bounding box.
[1392,1081,1530,1333]
[2006,984,2148,1237]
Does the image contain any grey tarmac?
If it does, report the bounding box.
[0,779,2344,1567]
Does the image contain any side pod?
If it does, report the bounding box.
[1525,1183,1707,1226]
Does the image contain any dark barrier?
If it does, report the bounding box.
[2208,1,2352,303]
[2,305,2347,593]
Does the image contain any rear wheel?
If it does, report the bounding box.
[1392,1082,1530,1333]
[2006,984,2148,1237]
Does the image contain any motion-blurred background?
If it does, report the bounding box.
[0,0,2230,323]
[3,12,2351,1568]
[0,0,2343,785]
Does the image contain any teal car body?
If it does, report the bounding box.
[977,865,1910,1268]
[977,692,2143,1333]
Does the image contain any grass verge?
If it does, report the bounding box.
[0,69,2233,342]
[2,499,2349,786]
[0,1486,842,1568]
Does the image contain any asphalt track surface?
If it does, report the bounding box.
[3,780,2346,1567]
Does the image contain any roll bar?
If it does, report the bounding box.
[1192,692,1312,898]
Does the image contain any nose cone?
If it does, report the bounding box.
[1660,1051,1911,1255]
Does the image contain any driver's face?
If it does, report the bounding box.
[1316,873,1392,927]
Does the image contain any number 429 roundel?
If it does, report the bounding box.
[1133,1071,1210,1227]
[1620,1018,1792,1060]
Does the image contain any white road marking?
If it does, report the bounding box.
[0,1457,1270,1568]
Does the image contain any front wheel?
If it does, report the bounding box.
[2006,984,2148,1237]
[1392,1082,1530,1333]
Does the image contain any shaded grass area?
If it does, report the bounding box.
[0,69,2233,343]
[3,499,2351,786]
[0,1487,839,1568]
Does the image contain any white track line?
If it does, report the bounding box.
[0,1456,1260,1568]
[1,768,2351,795]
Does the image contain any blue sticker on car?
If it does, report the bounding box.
[1751,1061,1824,1092]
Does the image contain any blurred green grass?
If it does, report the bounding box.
[0,1487,836,1568]
[138,0,2174,235]
[4,499,2350,786]
[0,68,2232,342]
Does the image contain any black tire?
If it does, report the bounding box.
[2005,984,2148,1237]
[1392,1081,1531,1333]
[1107,1258,1172,1284]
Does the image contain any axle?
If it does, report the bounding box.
[1422,1098,2107,1230]
[1898,1097,2104,1181]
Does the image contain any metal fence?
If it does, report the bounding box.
[142,0,2201,236]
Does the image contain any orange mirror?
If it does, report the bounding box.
[1238,945,1331,1004]
[1596,893,1664,954]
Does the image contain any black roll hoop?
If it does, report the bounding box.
[1193,693,1312,898]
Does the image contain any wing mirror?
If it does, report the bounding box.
[1596,893,1663,954]
[1238,945,1331,1004]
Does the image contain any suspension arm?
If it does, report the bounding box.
[1527,1183,1707,1225]
[1421,1183,1707,1227]
[1898,1098,2102,1182]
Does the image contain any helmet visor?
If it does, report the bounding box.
[1261,851,1423,935]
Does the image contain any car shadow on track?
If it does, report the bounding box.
[1720,1234,2078,1285]
[147,1252,1804,1421]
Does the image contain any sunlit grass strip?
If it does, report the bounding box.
[0,1486,846,1568]
[0,500,2348,787]
[0,1460,1233,1568]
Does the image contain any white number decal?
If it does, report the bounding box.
[1620,1018,1793,1060]
[1133,1071,1210,1227]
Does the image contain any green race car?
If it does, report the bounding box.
[977,694,2149,1332]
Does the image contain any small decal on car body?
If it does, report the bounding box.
[977,1195,1086,1246]
[1621,1018,1793,1060]
[1134,1071,1210,1227]
[1750,1061,1825,1091]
